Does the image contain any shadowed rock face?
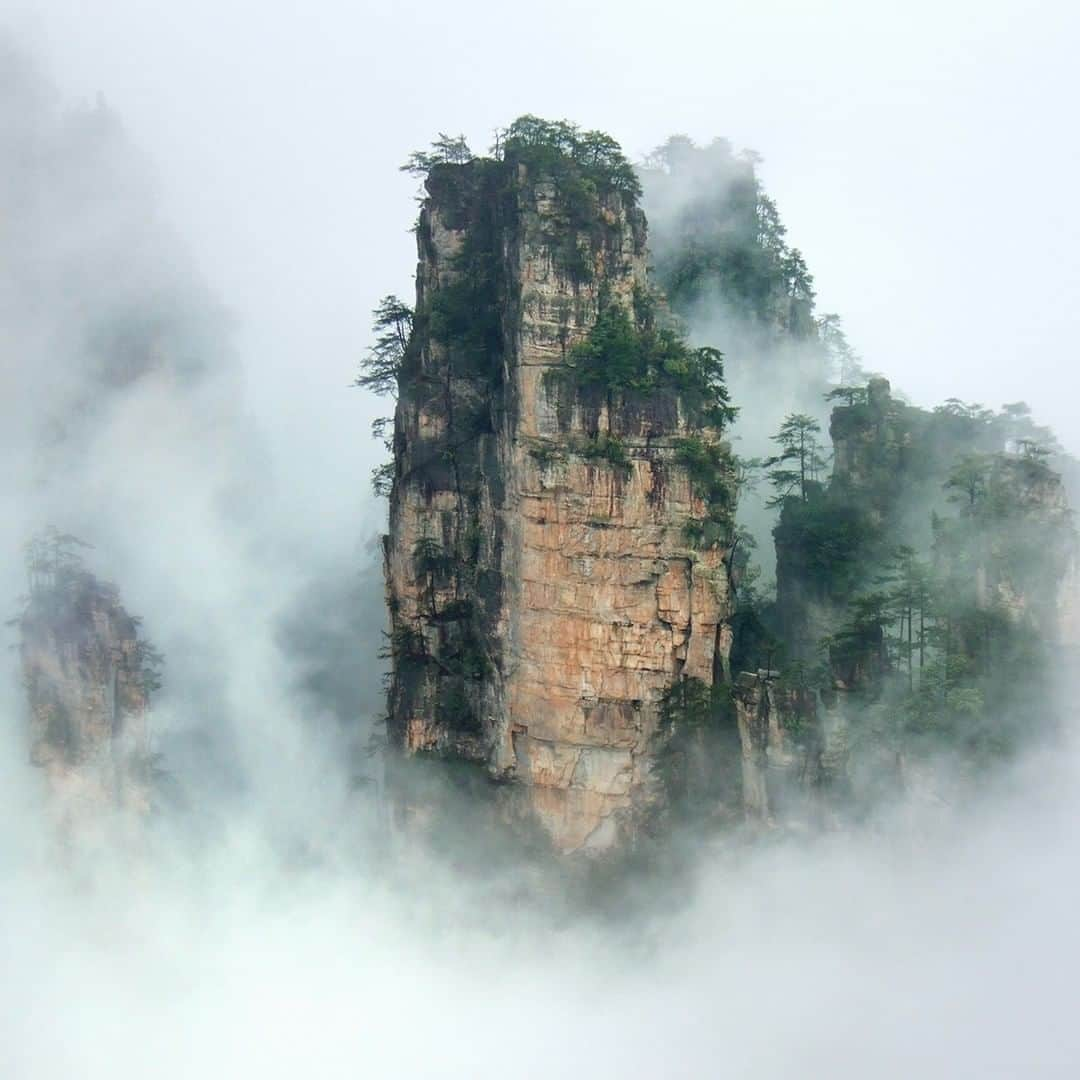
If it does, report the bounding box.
[384,161,735,851]
[20,556,154,829]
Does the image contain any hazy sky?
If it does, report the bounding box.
[4,7,1080,1077]
[11,0,1080,457]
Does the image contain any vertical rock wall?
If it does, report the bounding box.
[21,564,152,828]
[385,161,734,851]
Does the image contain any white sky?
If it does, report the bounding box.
[4,8,1080,1076]
[11,0,1080,456]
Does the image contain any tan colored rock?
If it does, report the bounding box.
[20,553,154,834]
[385,160,734,851]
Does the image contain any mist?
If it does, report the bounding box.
[3,3,1080,1077]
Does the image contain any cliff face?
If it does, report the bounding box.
[20,549,155,827]
[385,160,734,851]
[731,670,849,826]
[829,377,909,503]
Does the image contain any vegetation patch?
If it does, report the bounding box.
[573,432,632,477]
[500,115,641,203]
[528,444,562,470]
[557,286,738,433]
[640,135,817,339]
[673,436,736,546]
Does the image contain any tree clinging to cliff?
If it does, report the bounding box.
[765,413,828,505]
[354,295,413,397]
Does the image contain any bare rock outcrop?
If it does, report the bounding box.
[384,156,735,851]
[19,532,158,830]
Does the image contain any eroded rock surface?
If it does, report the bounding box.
[385,161,733,850]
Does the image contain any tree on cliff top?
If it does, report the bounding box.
[765,414,828,506]
[826,385,869,407]
[23,527,92,597]
[400,133,473,175]
[20,527,165,705]
[401,117,641,202]
[496,115,642,200]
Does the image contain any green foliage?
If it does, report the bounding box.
[563,292,738,431]
[371,416,392,449]
[427,213,503,380]
[776,657,829,697]
[825,592,889,687]
[728,524,758,587]
[412,535,456,583]
[1016,438,1052,467]
[369,416,396,498]
[528,444,562,470]
[574,432,632,476]
[775,486,879,601]
[674,437,735,505]
[569,301,641,388]
[360,303,408,484]
[498,115,641,201]
[672,436,736,547]
[682,518,726,549]
[642,135,816,337]
[820,465,1071,762]
[658,676,718,733]
[443,623,492,680]
[383,624,428,667]
[133,639,165,696]
[773,661,828,741]
[899,653,987,749]
[944,453,991,512]
[401,132,473,175]
[385,610,491,686]
[435,679,481,734]
[825,384,868,408]
[382,119,1079,803]
[765,413,828,506]
[729,595,781,675]
[371,463,394,498]
[433,598,474,623]
[354,295,413,396]
[732,455,764,498]
[493,116,643,283]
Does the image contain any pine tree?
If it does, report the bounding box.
[765,414,828,506]
[354,295,413,397]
